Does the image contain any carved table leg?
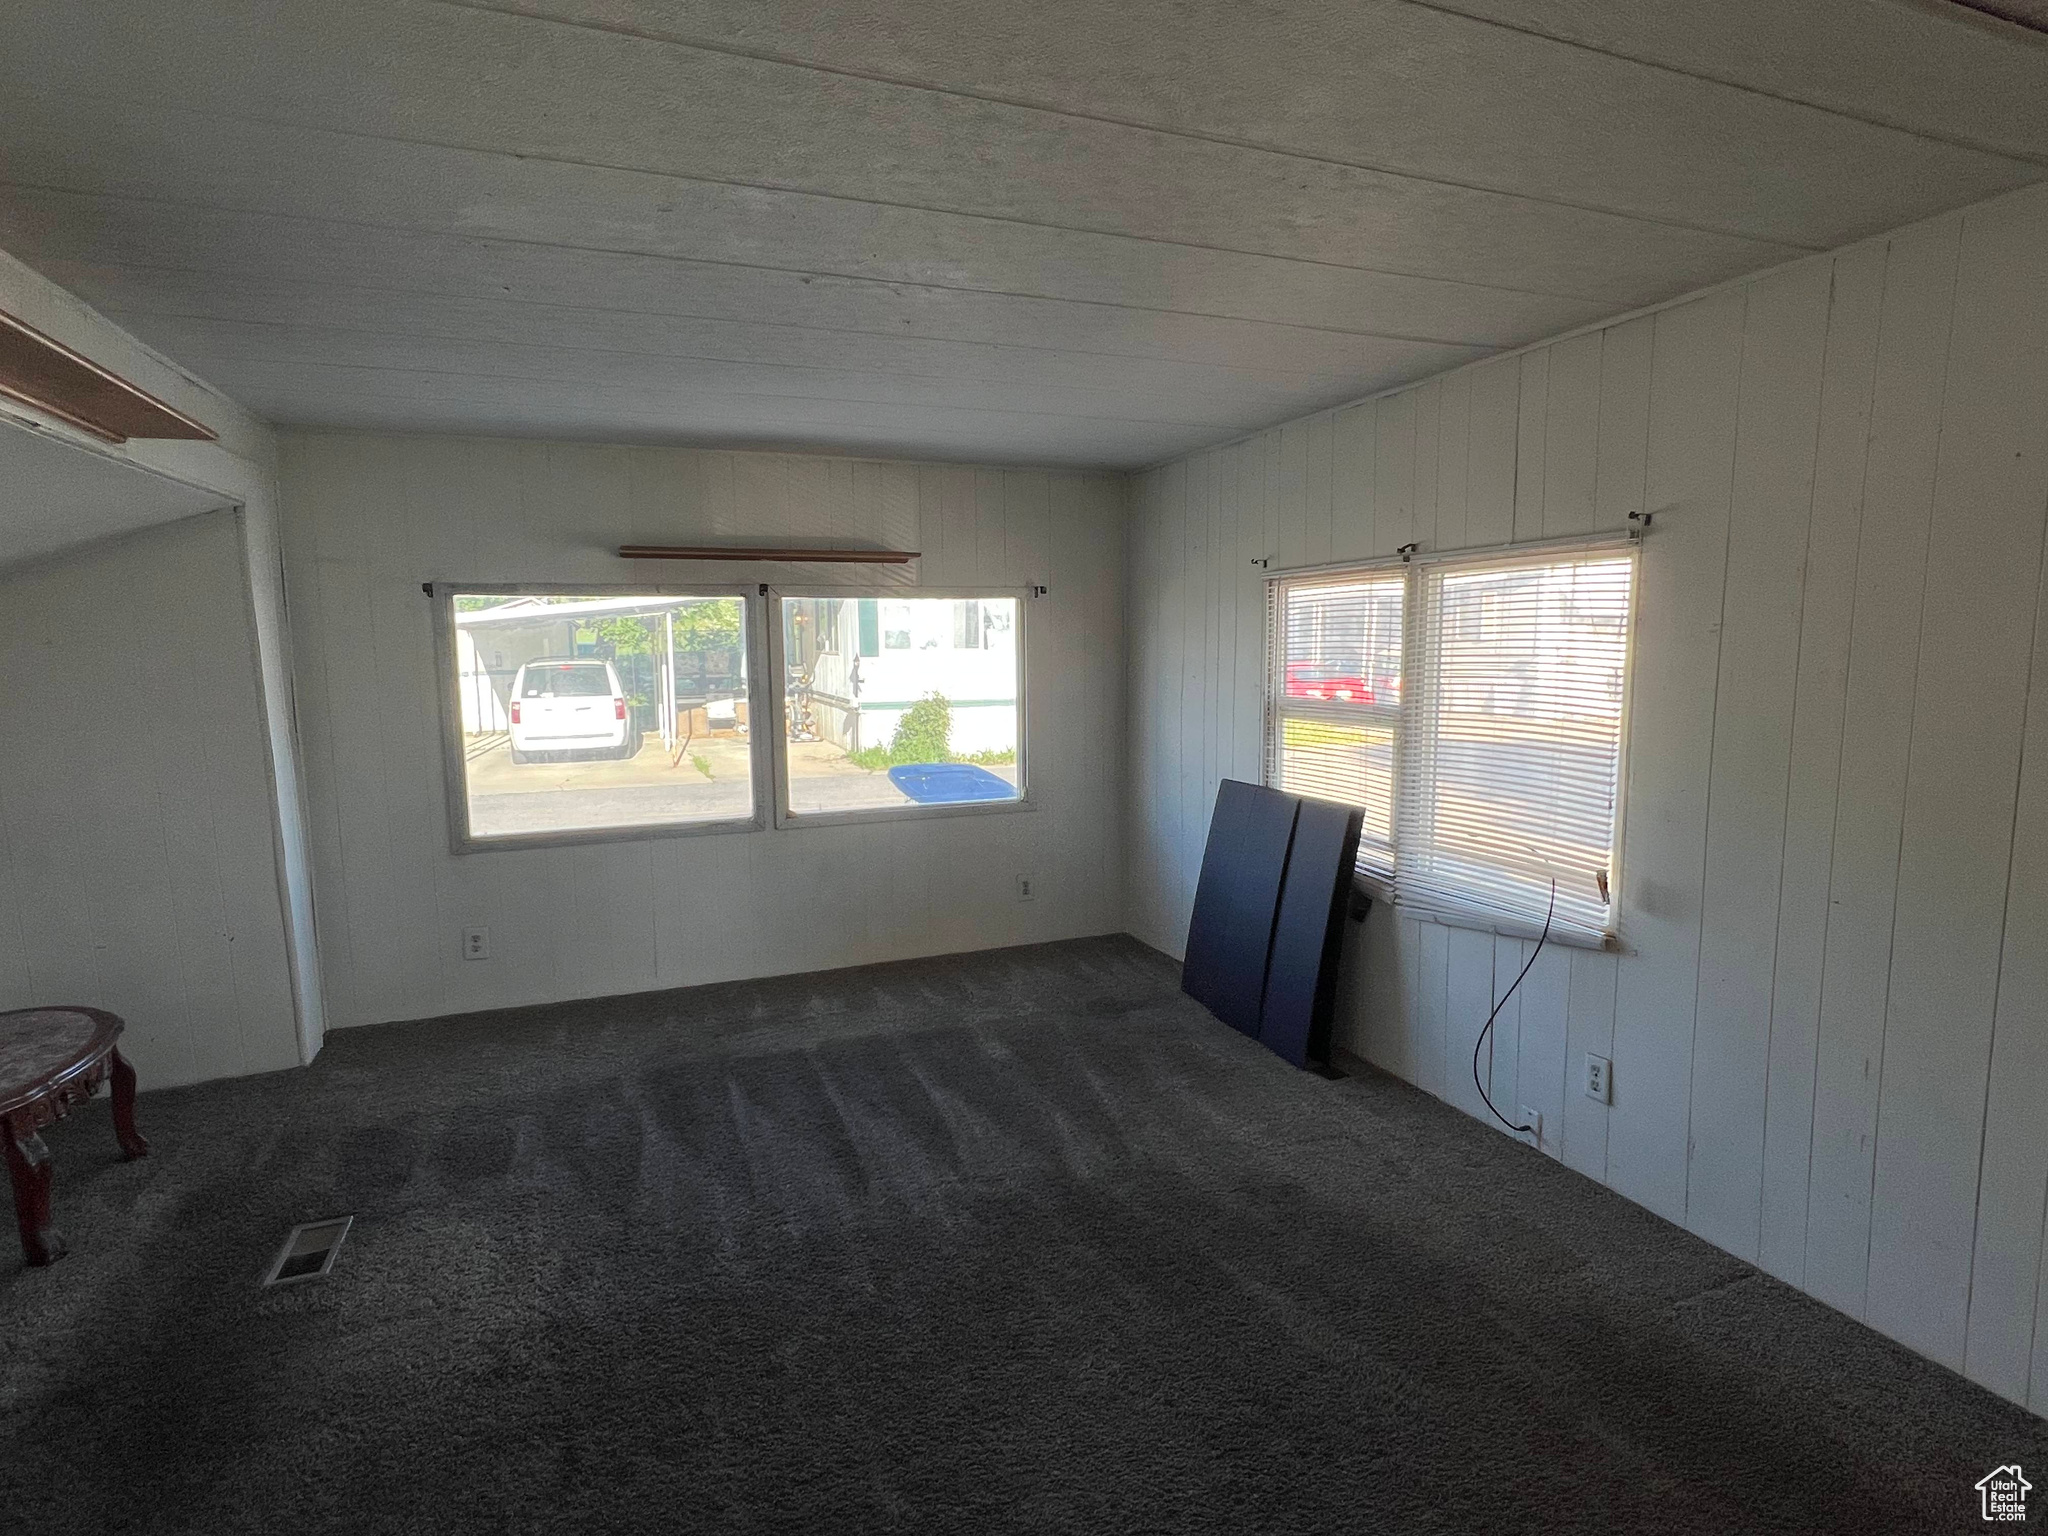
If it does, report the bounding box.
[110,1047,149,1159]
[3,1119,65,1267]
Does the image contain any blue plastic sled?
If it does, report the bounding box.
[886,762,1020,804]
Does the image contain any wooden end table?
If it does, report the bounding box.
[1,1008,148,1266]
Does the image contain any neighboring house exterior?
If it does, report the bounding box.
[788,596,1018,757]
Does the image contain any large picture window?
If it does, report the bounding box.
[1267,544,1635,946]
[438,588,761,849]
[776,592,1023,820]
[434,584,1032,850]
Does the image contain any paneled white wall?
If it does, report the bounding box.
[0,510,304,1086]
[278,432,1125,1030]
[1126,184,2048,1411]
[0,245,325,1068]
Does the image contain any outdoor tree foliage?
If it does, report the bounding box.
[671,598,742,652]
[458,595,740,655]
[889,692,953,764]
[578,599,742,656]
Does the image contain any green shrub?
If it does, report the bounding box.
[843,696,1020,773]
[889,692,952,764]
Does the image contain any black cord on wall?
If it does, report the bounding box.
[1471,877,1556,1139]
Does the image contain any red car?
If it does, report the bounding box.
[1286,661,1376,703]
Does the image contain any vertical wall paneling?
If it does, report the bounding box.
[1805,216,1962,1320]
[1304,414,1334,568]
[1124,185,2048,1415]
[1332,403,1375,564]
[1542,333,1602,539]
[1985,541,2048,1407]
[1375,392,1417,558]
[1440,926,1497,1125]
[2021,546,2048,1414]
[0,511,301,1088]
[1177,457,1206,917]
[1685,259,1832,1261]
[1517,945,1571,1159]
[284,436,1126,1029]
[1411,381,1442,560]
[1592,315,1655,537]
[1234,442,1265,782]
[1276,422,1307,571]
[1488,935,1526,1127]
[1514,351,1550,542]
[1561,949,1619,1180]
[1412,916,1451,1100]
[1867,194,2048,1372]
[1757,242,1887,1286]
[1608,288,1745,1226]
[1434,372,1472,552]
[1465,359,1520,549]
[1356,902,1401,1072]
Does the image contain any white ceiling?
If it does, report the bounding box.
[1,0,2044,469]
[0,421,224,573]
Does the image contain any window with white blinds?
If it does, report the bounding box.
[1265,573,1404,874]
[1400,550,1634,944]
[1266,544,1635,947]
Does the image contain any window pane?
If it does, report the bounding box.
[452,592,752,840]
[1268,571,1405,873]
[782,595,1021,815]
[1276,715,1395,853]
[881,600,912,649]
[1402,553,1633,940]
[1283,577,1404,706]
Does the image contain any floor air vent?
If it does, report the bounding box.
[262,1216,353,1287]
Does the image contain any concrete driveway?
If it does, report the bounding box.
[463,733,1017,836]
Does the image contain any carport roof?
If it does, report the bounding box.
[455,594,721,627]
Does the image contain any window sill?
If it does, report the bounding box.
[1347,874,1619,952]
[451,812,763,855]
[773,794,1038,832]
[1393,897,1619,953]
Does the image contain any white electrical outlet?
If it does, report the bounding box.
[1585,1053,1612,1104]
[462,926,490,961]
[1016,874,1036,902]
[1519,1107,1542,1145]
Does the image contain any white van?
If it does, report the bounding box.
[507,658,637,763]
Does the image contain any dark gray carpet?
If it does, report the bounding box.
[3,936,2041,1533]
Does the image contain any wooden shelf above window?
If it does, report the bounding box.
[618,545,919,564]
[0,309,217,445]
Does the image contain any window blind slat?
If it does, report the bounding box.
[1266,545,1635,946]
[1267,572,1404,874]
[1398,553,1634,943]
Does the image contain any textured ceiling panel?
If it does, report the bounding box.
[1,0,2042,467]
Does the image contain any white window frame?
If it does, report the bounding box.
[1264,570,1405,879]
[430,581,773,854]
[1262,534,1639,950]
[766,584,1035,831]
[432,581,1040,851]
